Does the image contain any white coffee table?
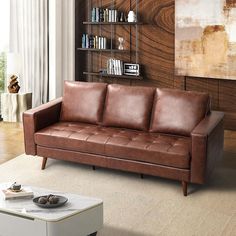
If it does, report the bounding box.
[0,183,103,236]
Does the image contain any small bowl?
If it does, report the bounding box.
[33,195,68,208]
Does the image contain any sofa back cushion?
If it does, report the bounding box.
[60,81,107,124]
[103,84,155,131]
[150,88,210,136]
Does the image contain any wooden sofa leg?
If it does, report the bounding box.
[41,157,48,170]
[92,166,96,170]
[182,181,188,196]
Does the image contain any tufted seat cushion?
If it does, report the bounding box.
[35,122,191,169]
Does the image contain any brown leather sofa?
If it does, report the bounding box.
[23,81,224,196]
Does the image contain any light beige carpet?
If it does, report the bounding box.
[0,154,235,236]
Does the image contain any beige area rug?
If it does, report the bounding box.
[0,154,235,236]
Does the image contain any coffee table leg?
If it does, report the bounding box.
[88,232,97,236]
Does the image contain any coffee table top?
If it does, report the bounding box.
[0,183,103,222]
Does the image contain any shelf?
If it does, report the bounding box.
[77,48,130,53]
[83,72,143,80]
[83,22,143,25]
[81,1,142,82]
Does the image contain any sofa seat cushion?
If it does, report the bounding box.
[104,130,191,169]
[35,122,191,169]
[35,122,111,156]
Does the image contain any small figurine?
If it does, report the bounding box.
[8,75,20,93]
[118,37,124,50]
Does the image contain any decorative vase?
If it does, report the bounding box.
[128,11,137,22]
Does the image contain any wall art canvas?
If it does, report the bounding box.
[175,0,236,80]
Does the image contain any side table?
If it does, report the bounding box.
[1,93,32,122]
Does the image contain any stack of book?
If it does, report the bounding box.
[91,8,125,23]
[107,58,123,76]
[1,187,34,200]
[82,34,107,49]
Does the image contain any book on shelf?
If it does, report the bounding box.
[99,8,104,22]
[89,35,94,48]
[107,58,123,76]
[98,37,101,49]
[103,37,107,49]
[91,7,121,23]
[104,9,109,22]
[91,8,96,22]
[82,34,108,49]
[94,35,98,49]
[112,10,117,22]
[86,34,89,48]
[82,34,86,48]
[1,187,34,200]
[96,8,99,22]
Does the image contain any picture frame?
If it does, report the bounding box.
[123,63,140,76]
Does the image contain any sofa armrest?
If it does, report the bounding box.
[23,97,62,155]
[191,111,224,184]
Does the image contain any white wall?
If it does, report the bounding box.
[49,0,75,100]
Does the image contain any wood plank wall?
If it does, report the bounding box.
[75,0,236,130]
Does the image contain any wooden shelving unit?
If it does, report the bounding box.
[83,72,143,80]
[77,48,130,53]
[83,22,143,25]
[79,0,142,81]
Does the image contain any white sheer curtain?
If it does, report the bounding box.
[9,0,48,107]
[61,0,75,83]
[48,0,75,101]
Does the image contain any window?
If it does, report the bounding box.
[0,0,10,93]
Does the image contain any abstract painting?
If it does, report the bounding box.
[175,0,236,80]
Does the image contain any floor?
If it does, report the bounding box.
[1,150,235,236]
[0,121,236,164]
[0,122,25,164]
[224,130,236,154]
